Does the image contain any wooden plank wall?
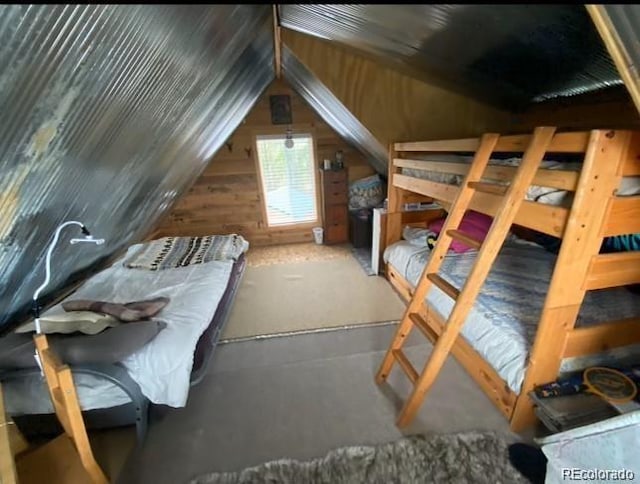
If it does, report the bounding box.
[282,30,515,147]
[154,79,376,246]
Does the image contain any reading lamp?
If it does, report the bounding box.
[31,220,104,369]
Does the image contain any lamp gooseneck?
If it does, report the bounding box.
[32,221,104,334]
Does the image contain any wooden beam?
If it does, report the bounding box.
[395,131,590,154]
[585,252,640,289]
[34,335,109,484]
[385,143,404,251]
[395,137,480,152]
[385,264,517,418]
[393,158,579,191]
[621,131,640,175]
[0,384,18,484]
[392,174,568,237]
[272,5,281,79]
[511,129,631,432]
[587,5,640,116]
[602,196,640,236]
[564,317,640,358]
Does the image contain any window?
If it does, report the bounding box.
[256,134,319,227]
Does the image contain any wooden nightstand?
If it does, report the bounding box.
[320,168,348,244]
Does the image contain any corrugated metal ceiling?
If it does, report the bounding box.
[2,4,636,331]
[0,5,275,330]
[280,4,624,109]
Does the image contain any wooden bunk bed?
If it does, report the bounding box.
[376,127,640,431]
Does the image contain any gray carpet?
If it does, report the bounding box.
[118,325,530,484]
[351,246,376,276]
[189,431,527,484]
[221,258,404,339]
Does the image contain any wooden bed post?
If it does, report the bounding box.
[33,334,109,484]
[384,143,403,252]
[510,129,632,431]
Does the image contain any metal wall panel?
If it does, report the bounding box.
[282,46,387,175]
[604,5,640,70]
[0,5,274,329]
[280,5,622,109]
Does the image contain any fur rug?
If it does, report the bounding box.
[189,431,528,484]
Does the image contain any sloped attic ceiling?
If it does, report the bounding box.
[0,4,391,330]
[0,5,275,329]
[279,4,624,110]
[281,46,387,174]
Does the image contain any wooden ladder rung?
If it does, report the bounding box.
[408,312,439,343]
[446,229,483,250]
[468,181,508,196]
[426,273,460,300]
[392,349,419,384]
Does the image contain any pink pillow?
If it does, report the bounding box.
[428,210,494,253]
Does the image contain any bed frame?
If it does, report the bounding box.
[0,253,247,444]
[381,128,640,431]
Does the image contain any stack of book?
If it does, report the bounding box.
[529,391,620,433]
[531,365,640,432]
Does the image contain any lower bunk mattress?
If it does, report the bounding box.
[384,239,640,394]
[2,244,246,416]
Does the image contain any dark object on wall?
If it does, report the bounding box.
[270,94,293,124]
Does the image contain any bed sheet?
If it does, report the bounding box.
[384,240,640,393]
[10,243,236,411]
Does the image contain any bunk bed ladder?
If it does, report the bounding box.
[376,126,557,428]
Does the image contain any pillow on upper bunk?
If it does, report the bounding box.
[428,210,494,253]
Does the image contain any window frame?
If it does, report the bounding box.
[252,126,322,231]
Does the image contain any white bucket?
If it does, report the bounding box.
[312,227,324,244]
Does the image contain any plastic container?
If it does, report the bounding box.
[312,227,324,244]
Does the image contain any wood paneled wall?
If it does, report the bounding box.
[282,30,514,147]
[154,79,376,246]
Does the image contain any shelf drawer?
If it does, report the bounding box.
[325,223,348,244]
[324,186,348,205]
[325,205,347,225]
[322,169,347,183]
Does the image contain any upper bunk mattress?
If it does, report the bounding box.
[401,155,640,207]
[384,240,640,393]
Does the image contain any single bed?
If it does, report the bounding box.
[0,238,247,442]
[384,238,640,394]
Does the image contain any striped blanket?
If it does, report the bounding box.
[125,235,249,270]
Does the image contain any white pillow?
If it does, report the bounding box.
[15,311,120,335]
[402,226,437,248]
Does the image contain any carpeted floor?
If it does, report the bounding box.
[117,325,530,484]
[245,243,351,267]
[351,246,376,276]
[220,256,405,340]
[189,431,527,484]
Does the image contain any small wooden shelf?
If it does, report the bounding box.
[320,168,348,244]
